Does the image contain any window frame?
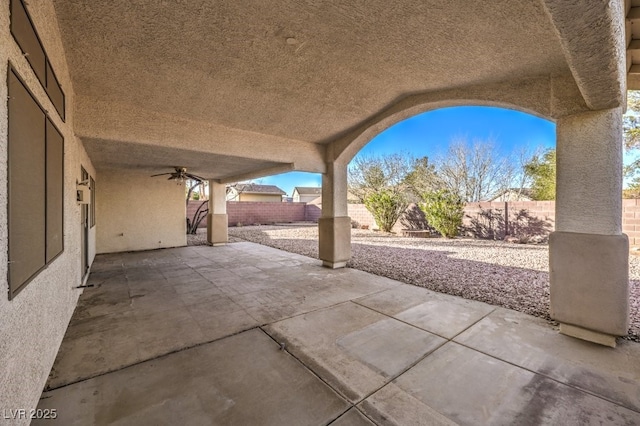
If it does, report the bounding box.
[7,65,65,300]
[10,0,65,121]
[90,176,96,228]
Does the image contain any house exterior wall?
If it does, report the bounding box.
[96,169,186,253]
[239,193,283,202]
[297,194,320,203]
[0,0,97,420]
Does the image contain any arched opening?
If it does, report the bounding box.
[332,96,555,166]
[318,101,632,346]
[332,105,563,331]
[346,105,556,236]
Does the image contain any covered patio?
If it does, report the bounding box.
[2,0,639,421]
[35,243,640,424]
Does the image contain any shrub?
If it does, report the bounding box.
[420,190,464,238]
[364,190,407,233]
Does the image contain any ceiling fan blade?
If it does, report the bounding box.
[185,173,206,181]
[150,173,172,177]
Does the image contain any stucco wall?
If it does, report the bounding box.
[97,169,186,253]
[298,194,319,203]
[239,193,283,202]
[0,0,96,421]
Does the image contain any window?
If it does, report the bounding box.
[8,67,64,299]
[10,0,65,120]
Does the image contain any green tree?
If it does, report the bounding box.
[348,152,440,231]
[524,149,556,200]
[364,190,408,233]
[403,156,441,201]
[624,91,640,150]
[420,190,465,238]
[624,91,640,189]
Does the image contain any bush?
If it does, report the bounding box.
[364,190,407,233]
[420,190,464,238]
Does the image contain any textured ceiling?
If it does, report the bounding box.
[53,0,570,146]
[83,138,287,180]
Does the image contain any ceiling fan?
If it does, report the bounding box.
[150,167,205,183]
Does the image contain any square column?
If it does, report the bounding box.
[551,107,629,346]
[207,180,228,246]
[319,162,351,268]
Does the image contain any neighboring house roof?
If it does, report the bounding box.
[293,187,322,196]
[488,188,534,201]
[229,183,286,195]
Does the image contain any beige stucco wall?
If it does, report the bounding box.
[239,193,283,202]
[96,169,187,253]
[0,0,96,421]
[295,194,320,203]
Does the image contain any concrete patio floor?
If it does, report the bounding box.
[35,242,640,425]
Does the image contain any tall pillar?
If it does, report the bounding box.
[207,180,228,246]
[318,161,351,268]
[551,107,628,347]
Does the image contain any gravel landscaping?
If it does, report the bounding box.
[215,224,640,342]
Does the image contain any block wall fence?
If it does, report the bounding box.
[187,201,321,227]
[188,199,640,246]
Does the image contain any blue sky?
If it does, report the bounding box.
[260,106,557,196]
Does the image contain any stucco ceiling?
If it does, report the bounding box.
[53,0,569,147]
[82,138,288,181]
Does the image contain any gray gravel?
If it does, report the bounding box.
[224,224,640,342]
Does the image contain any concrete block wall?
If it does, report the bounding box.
[347,204,378,229]
[349,201,556,239]
[188,200,323,227]
[463,201,555,240]
[188,200,640,246]
[305,204,322,222]
[187,200,209,227]
[227,201,307,226]
[623,199,640,246]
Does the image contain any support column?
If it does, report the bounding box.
[551,107,628,347]
[318,161,351,268]
[207,180,228,246]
